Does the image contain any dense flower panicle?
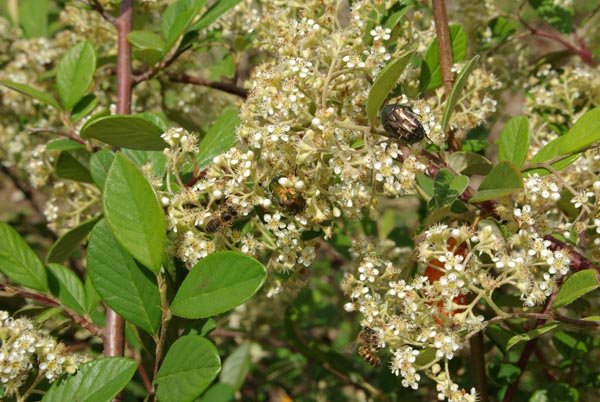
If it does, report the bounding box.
[0,311,88,396]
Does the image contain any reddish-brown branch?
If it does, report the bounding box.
[431,0,455,95]
[104,0,133,375]
[0,284,102,337]
[516,1,596,67]
[166,72,249,99]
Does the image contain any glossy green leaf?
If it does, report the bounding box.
[155,335,221,402]
[46,139,86,152]
[54,149,93,183]
[220,343,251,391]
[441,55,479,132]
[553,331,589,358]
[506,322,563,350]
[47,263,87,314]
[197,384,235,402]
[103,153,166,273]
[196,108,239,169]
[366,51,414,124]
[470,161,523,202]
[0,222,47,291]
[18,0,48,38]
[558,108,600,154]
[432,169,469,209]
[81,115,168,151]
[529,382,579,402]
[529,0,574,34]
[162,0,207,53]
[42,357,137,402]
[384,6,413,30]
[526,136,581,176]
[553,269,600,308]
[448,151,492,175]
[71,94,98,123]
[46,215,102,264]
[189,0,241,33]
[171,251,267,318]
[498,116,530,167]
[89,150,115,190]
[87,220,162,335]
[57,41,96,109]
[419,24,467,91]
[0,80,60,109]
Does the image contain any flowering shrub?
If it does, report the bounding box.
[0,0,599,401]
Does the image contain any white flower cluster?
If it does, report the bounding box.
[0,311,89,397]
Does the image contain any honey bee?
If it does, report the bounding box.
[269,175,306,213]
[357,326,382,367]
[205,205,239,233]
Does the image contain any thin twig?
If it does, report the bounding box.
[85,0,117,25]
[166,72,249,98]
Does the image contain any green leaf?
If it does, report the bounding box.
[129,30,166,65]
[128,30,165,51]
[441,55,479,132]
[54,149,93,183]
[196,108,239,169]
[529,0,574,34]
[42,357,138,402]
[384,6,413,30]
[89,150,115,190]
[432,169,469,209]
[553,331,589,358]
[18,0,48,37]
[527,136,581,175]
[507,322,563,350]
[470,161,523,202]
[84,276,101,314]
[87,220,162,335]
[162,0,208,54]
[57,41,97,109]
[47,263,87,314]
[171,251,267,318]
[189,0,241,33]
[419,24,467,91]
[416,173,434,199]
[366,51,414,124]
[71,94,98,123]
[529,382,579,402]
[46,139,86,152]
[558,108,600,154]
[46,215,102,264]
[219,343,251,391]
[103,153,166,273]
[489,362,521,385]
[0,80,60,109]
[0,222,47,291]
[498,116,530,167]
[155,335,221,402]
[554,269,600,308]
[448,151,492,175]
[197,384,235,402]
[81,115,168,151]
